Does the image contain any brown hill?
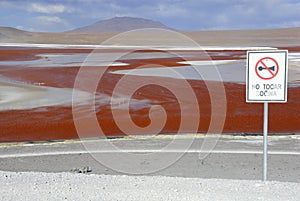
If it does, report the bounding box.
[0,27,31,37]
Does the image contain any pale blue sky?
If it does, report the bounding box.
[0,0,300,32]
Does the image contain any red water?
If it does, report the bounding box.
[0,47,299,142]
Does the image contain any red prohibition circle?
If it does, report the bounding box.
[255,57,279,80]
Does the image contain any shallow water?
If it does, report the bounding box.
[0,44,299,142]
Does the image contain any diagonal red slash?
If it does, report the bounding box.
[259,59,275,76]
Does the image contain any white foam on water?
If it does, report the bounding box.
[289,53,300,65]
[288,52,300,59]
[0,53,129,67]
[0,51,183,67]
[178,60,236,66]
[111,60,246,82]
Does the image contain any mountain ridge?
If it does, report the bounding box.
[68,16,173,32]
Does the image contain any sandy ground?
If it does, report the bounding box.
[1,135,300,200]
[1,27,300,46]
[1,171,300,201]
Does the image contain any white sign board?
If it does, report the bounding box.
[246,50,288,102]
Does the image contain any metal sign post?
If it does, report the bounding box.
[246,50,288,181]
[263,102,268,181]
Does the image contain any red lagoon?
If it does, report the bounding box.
[0,46,299,142]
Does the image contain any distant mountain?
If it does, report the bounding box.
[69,17,173,32]
[0,27,30,35]
[0,27,31,40]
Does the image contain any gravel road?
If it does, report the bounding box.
[1,171,299,201]
[1,135,300,200]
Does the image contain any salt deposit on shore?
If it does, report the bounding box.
[0,42,277,51]
[0,80,93,111]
